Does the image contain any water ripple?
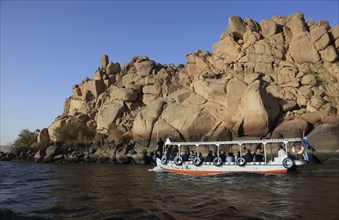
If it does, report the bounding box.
[0,162,339,219]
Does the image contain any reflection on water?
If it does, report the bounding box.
[1,162,339,219]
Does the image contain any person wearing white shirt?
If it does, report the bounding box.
[278,146,286,157]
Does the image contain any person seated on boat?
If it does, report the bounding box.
[244,149,254,162]
[278,146,286,157]
[226,152,235,163]
[291,143,304,160]
[180,151,189,161]
[219,151,226,162]
[254,149,264,162]
[189,150,196,161]
[198,152,204,162]
[235,151,241,160]
[168,146,178,160]
[205,150,215,162]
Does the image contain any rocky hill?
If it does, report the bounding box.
[41,12,338,163]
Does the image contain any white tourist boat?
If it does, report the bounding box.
[155,137,310,175]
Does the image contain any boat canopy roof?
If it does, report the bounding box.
[164,137,304,147]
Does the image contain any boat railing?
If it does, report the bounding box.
[164,137,303,147]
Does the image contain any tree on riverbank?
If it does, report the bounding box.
[13,129,39,147]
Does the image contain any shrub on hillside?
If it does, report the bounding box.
[53,121,94,145]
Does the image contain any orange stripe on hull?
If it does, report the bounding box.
[164,168,288,175]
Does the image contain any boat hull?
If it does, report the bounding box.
[156,159,298,175]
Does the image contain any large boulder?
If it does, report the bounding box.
[132,99,165,147]
[45,145,62,158]
[96,101,124,131]
[79,79,106,98]
[266,85,284,99]
[301,74,317,87]
[100,54,109,69]
[192,79,227,106]
[134,60,155,77]
[243,29,261,45]
[320,45,338,63]
[48,120,64,141]
[329,25,339,41]
[289,32,320,63]
[310,26,330,51]
[34,149,45,162]
[284,12,307,39]
[143,84,161,96]
[235,81,280,136]
[226,16,247,39]
[307,124,339,162]
[225,78,247,116]
[93,70,104,80]
[181,111,219,141]
[161,103,218,141]
[244,18,260,32]
[37,128,50,146]
[301,111,327,126]
[201,122,232,142]
[165,88,192,104]
[260,19,277,38]
[272,119,309,138]
[106,62,121,75]
[110,86,138,102]
[212,35,243,63]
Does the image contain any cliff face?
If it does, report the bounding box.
[46,12,339,162]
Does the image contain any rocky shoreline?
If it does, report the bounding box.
[0,142,155,164]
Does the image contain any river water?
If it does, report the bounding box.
[0,161,338,220]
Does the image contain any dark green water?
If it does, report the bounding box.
[0,161,338,219]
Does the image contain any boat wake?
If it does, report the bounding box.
[148,166,166,173]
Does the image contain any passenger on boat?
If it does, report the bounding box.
[168,146,178,160]
[254,149,264,162]
[156,138,164,156]
[219,151,226,162]
[180,152,189,161]
[236,151,241,159]
[226,152,235,162]
[189,150,196,160]
[244,149,254,162]
[291,143,304,160]
[278,146,286,157]
[205,150,214,162]
[198,152,204,162]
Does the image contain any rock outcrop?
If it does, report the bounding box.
[41,12,339,163]
[307,124,339,162]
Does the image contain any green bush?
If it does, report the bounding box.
[13,129,39,148]
[54,121,94,144]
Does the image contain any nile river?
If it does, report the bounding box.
[0,161,338,219]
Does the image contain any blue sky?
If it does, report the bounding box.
[1,1,338,145]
